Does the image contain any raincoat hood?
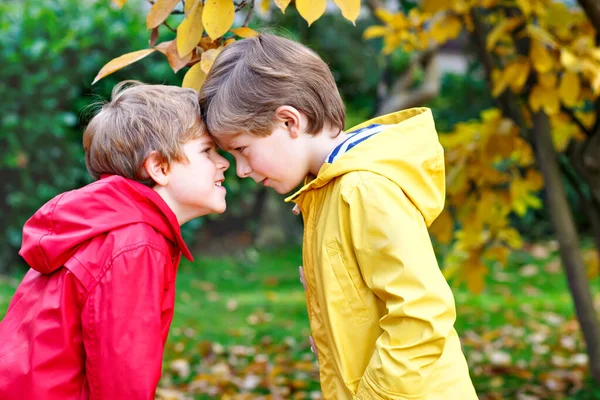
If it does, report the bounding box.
[19,174,193,274]
[287,107,445,226]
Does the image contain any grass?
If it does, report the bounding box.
[1,244,600,399]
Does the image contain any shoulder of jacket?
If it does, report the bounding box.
[337,171,394,200]
[72,223,171,273]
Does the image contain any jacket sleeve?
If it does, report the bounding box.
[344,175,457,400]
[81,244,169,400]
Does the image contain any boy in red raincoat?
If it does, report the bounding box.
[0,81,229,399]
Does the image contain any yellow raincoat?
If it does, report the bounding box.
[286,108,477,400]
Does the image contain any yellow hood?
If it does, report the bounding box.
[286,107,445,226]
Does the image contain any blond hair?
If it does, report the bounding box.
[199,34,345,141]
[83,80,205,186]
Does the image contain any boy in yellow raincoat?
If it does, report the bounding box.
[199,34,477,400]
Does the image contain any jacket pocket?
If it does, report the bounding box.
[326,241,370,325]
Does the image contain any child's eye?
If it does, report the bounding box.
[235,146,246,153]
[202,146,214,153]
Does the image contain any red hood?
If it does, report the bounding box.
[19,175,193,274]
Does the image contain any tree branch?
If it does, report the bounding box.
[375,50,441,115]
[561,105,592,137]
[163,20,177,33]
[578,0,600,42]
[243,0,255,27]
[365,0,383,14]
[559,155,600,256]
[469,7,528,133]
[235,1,248,12]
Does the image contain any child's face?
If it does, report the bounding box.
[225,126,311,195]
[166,135,230,218]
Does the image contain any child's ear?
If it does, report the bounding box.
[274,106,302,138]
[144,151,170,186]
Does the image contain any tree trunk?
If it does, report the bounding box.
[532,111,600,381]
[578,0,600,36]
[255,190,303,248]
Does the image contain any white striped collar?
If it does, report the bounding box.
[325,124,389,163]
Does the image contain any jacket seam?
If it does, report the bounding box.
[37,192,68,271]
[341,172,396,203]
[361,370,425,399]
[87,242,168,295]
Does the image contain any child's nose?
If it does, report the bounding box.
[216,154,230,170]
[236,160,252,178]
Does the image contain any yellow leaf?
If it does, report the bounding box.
[177,1,204,57]
[184,0,198,16]
[334,0,360,25]
[491,68,509,97]
[203,0,235,40]
[374,8,396,25]
[505,60,530,93]
[166,39,193,72]
[430,209,454,244]
[182,62,207,91]
[525,169,544,191]
[498,227,523,249]
[296,0,326,26]
[560,49,580,72]
[430,14,462,44]
[92,49,156,84]
[198,36,219,51]
[146,0,180,29]
[542,88,561,115]
[510,177,542,216]
[260,0,270,13]
[529,84,544,112]
[484,246,509,266]
[575,111,596,129]
[516,0,532,16]
[112,0,127,9]
[486,17,522,51]
[593,70,600,95]
[530,40,554,73]
[529,84,560,115]
[429,19,447,43]
[465,255,487,294]
[590,48,600,62]
[551,115,580,151]
[559,71,581,106]
[445,15,463,40]
[545,2,572,30]
[363,25,388,40]
[422,0,448,14]
[442,260,462,281]
[231,27,258,38]
[155,40,173,55]
[538,72,557,88]
[273,0,291,13]
[200,48,222,74]
[525,24,558,48]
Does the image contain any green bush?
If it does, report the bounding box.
[0,0,181,272]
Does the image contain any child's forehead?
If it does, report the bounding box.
[214,133,247,150]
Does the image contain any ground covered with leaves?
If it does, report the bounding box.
[1,243,599,399]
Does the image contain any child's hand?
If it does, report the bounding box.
[299,266,307,291]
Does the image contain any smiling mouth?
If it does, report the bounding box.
[214,180,224,187]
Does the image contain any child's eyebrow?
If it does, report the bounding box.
[219,140,236,151]
[198,136,216,146]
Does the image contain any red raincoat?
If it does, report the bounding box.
[0,175,193,399]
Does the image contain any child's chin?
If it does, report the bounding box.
[213,203,227,214]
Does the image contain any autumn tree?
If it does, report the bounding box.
[94,0,600,382]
